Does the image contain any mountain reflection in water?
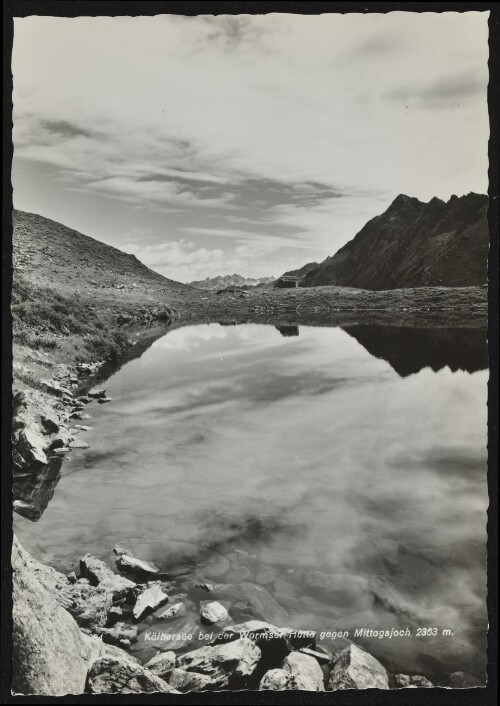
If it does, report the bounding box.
[14,322,488,681]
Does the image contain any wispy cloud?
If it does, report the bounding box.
[12,12,489,281]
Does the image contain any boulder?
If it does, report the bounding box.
[327,644,389,690]
[115,553,160,576]
[80,553,135,602]
[260,651,324,691]
[200,600,229,625]
[133,585,168,620]
[394,673,434,688]
[15,427,48,469]
[213,620,316,664]
[167,667,213,692]
[88,389,106,399]
[40,414,60,434]
[86,644,177,694]
[177,637,261,689]
[69,439,90,450]
[144,651,176,678]
[12,537,98,696]
[23,552,111,630]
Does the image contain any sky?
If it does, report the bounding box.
[12,12,489,283]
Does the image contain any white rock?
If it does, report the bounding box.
[327,644,389,690]
[200,600,228,624]
[260,652,324,691]
[116,553,159,576]
[156,602,186,620]
[133,585,168,620]
[144,651,176,678]
[177,637,261,689]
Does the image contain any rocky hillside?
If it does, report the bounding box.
[281,262,319,282]
[299,193,488,290]
[188,273,275,290]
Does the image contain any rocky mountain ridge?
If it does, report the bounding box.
[288,193,488,290]
[188,273,276,290]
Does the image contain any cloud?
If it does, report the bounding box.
[386,68,488,109]
[12,12,489,280]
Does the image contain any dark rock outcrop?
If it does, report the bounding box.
[300,193,488,290]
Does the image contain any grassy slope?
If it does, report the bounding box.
[12,209,202,391]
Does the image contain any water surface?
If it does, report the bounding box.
[15,323,488,680]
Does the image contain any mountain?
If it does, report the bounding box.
[188,274,276,290]
[13,209,193,300]
[299,193,488,290]
[281,262,320,281]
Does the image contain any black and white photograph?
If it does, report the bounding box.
[3,3,496,699]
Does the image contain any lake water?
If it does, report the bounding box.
[14,323,488,681]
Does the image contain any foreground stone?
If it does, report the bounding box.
[133,585,168,620]
[80,553,135,602]
[200,600,229,624]
[87,644,177,694]
[394,673,434,688]
[115,552,160,576]
[260,651,324,691]
[96,622,138,647]
[327,644,389,690]
[177,637,261,689]
[213,620,316,663]
[144,651,176,679]
[12,537,99,696]
[168,667,213,692]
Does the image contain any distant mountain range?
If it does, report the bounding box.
[283,193,488,290]
[188,274,276,290]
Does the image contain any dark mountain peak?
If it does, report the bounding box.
[297,192,488,290]
[387,194,423,212]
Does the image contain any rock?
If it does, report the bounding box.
[394,673,434,688]
[112,545,129,556]
[70,411,91,421]
[15,427,48,468]
[116,553,160,576]
[74,424,92,431]
[155,602,186,620]
[448,671,484,688]
[108,606,123,623]
[213,620,316,664]
[144,651,176,678]
[177,637,261,689]
[80,553,135,602]
[200,600,229,625]
[69,439,90,449]
[327,644,389,690]
[12,537,99,695]
[133,585,168,620]
[97,622,138,647]
[87,644,177,694]
[41,414,60,434]
[98,397,113,404]
[67,571,78,584]
[167,667,213,692]
[24,554,112,630]
[260,651,324,691]
[88,389,106,399]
